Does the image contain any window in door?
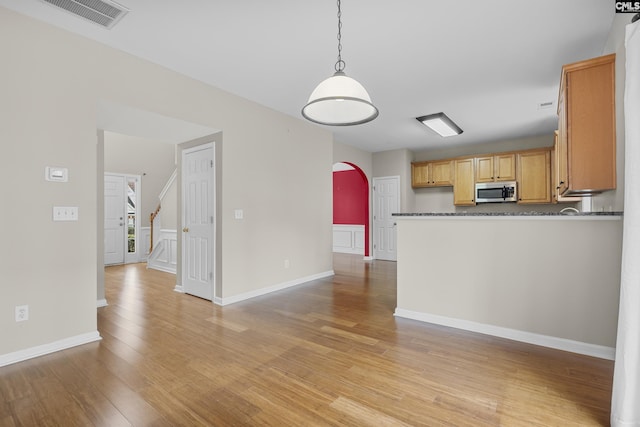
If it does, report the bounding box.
[127,177,137,255]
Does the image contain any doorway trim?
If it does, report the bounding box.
[175,133,222,303]
[332,162,370,258]
[96,102,221,310]
[178,143,215,300]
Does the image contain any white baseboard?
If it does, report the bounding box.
[148,264,177,274]
[174,284,184,293]
[97,299,108,308]
[0,331,102,368]
[215,270,335,306]
[363,256,374,261]
[394,308,615,361]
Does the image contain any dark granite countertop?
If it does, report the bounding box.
[393,211,623,217]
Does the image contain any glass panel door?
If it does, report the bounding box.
[127,177,137,255]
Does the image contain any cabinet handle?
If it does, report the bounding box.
[559,181,565,185]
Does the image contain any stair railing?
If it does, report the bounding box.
[149,204,161,251]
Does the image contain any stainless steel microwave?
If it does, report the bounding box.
[475,181,517,203]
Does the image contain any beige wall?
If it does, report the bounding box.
[396,216,623,352]
[97,132,105,305]
[0,7,333,357]
[104,132,176,228]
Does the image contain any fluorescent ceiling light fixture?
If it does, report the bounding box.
[302,0,378,126]
[416,113,463,137]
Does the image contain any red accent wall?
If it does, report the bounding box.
[333,167,369,256]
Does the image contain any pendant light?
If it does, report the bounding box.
[302,0,378,126]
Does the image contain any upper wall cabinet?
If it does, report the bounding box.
[411,160,453,187]
[453,158,476,206]
[557,54,616,196]
[552,131,582,203]
[517,149,551,204]
[475,154,516,183]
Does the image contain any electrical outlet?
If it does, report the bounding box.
[15,305,29,322]
[284,259,290,269]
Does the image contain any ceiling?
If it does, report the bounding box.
[0,0,615,153]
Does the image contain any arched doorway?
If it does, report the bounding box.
[332,162,369,257]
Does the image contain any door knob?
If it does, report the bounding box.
[119,223,124,226]
[182,227,189,233]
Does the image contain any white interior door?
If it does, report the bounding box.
[373,176,400,261]
[104,174,125,265]
[182,145,214,301]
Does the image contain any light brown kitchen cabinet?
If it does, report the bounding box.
[475,154,516,183]
[430,160,454,186]
[517,150,551,204]
[453,158,476,206]
[557,54,616,196]
[552,130,581,203]
[411,160,453,187]
[411,162,430,187]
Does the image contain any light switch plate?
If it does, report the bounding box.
[45,166,68,182]
[234,209,244,220]
[53,206,78,221]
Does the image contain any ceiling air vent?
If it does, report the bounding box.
[40,0,129,29]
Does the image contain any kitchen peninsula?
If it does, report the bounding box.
[393,212,623,360]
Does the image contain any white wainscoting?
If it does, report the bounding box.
[139,227,151,261]
[147,229,177,274]
[332,224,365,255]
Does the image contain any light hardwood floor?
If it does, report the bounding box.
[1,254,613,426]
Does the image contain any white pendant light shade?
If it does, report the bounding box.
[302,71,379,126]
[303,0,377,126]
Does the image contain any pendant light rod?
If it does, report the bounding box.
[302,0,378,126]
[335,0,345,72]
